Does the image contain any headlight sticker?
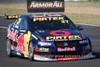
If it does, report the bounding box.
[38,42,52,46]
[79,39,89,44]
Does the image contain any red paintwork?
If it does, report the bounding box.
[50,30,71,36]
[39,36,46,41]
[81,34,84,39]
[17,34,25,52]
[35,47,39,52]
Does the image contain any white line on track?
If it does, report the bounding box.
[0,26,7,29]
[75,23,100,27]
[0,15,5,16]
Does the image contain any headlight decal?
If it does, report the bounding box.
[38,41,52,46]
[79,39,89,44]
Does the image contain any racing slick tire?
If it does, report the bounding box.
[29,42,34,61]
[6,39,13,57]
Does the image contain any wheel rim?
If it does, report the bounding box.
[29,43,33,59]
[6,40,11,55]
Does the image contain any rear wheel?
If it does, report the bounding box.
[29,42,34,61]
[6,39,13,57]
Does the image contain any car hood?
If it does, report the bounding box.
[34,30,83,41]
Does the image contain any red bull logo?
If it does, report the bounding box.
[58,47,76,52]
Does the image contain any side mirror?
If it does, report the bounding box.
[19,30,28,34]
[77,26,83,30]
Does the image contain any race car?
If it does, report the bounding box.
[6,13,94,61]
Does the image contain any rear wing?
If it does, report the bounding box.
[5,14,21,20]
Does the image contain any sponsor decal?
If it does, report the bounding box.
[32,14,62,18]
[39,48,49,52]
[16,18,22,25]
[24,31,31,56]
[58,47,76,52]
[64,42,68,46]
[46,35,82,41]
[35,47,49,52]
[17,34,25,52]
[27,0,64,12]
[5,15,20,19]
[34,54,79,61]
[50,30,71,36]
[7,27,18,41]
[33,17,64,22]
[38,42,52,46]
[56,57,79,61]
[29,1,63,9]
[61,20,68,23]
[79,39,88,44]
[47,14,62,17]
[13,18,22,28]
[35,47,39,52]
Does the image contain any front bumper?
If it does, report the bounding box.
[34,52,95,61]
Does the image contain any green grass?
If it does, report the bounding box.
[0,2,100,25]
[63,13,100,25]
[0,8,27,15]
[65,1,100,8]
[0,8,100,25]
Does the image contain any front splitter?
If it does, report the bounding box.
[34,52,95,61]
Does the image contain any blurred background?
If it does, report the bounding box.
[0,0,100,25]
[65,0,100,1]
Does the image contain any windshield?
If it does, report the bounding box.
[30,17,77,31]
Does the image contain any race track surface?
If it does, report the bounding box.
[0,16,100,67]
[0,0,25,4]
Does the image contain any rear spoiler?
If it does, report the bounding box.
[5,14,21,20]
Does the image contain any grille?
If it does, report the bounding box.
[54,41,77,47]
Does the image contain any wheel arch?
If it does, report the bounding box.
[6,37,13,44]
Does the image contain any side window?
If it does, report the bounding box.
[19,19,28,30]
[13,18,22,29]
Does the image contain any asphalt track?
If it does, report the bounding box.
[0,16,100,67]
[0,0,25,4]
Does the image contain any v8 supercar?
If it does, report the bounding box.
[6,13,94,61]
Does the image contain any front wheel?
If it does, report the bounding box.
[6,39,13,57]
[28,42,34,61]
